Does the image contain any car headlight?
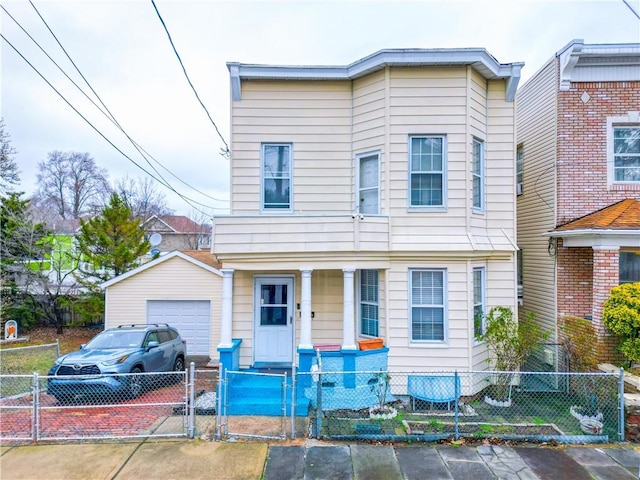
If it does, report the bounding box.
[102,355,130,366]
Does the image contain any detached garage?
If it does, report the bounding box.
[101,250,222,363]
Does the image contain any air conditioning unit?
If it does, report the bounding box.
[516,183,523,195]
[543,348,555,366]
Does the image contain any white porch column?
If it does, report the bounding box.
[342,268,357,350]
[218,268,234,348]
[299,269,313,349]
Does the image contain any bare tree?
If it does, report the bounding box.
[0,119,20,195]
[112,175,173,220]
[36,151,110,219]
[184,208,212,250]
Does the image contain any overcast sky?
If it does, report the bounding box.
[2,0,639,216]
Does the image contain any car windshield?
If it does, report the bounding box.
[85,330,145,349]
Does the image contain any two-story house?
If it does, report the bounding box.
[212,48,523,374]
[143,215,211,253]
[516,40,640,364]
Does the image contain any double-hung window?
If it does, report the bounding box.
[516,145,524,195]
[409,269,446,342]
[409,136,446,208]
[359,270,379,337]
[472,138,484,211]
[473,267,486,339]
[262,144,292,210]
[613,126,640,182]
[358,153,380,215]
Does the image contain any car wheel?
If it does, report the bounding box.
[172,356,185,383]
[128,367,144,399]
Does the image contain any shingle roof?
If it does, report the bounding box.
[555,199,640,231]
[145,215,207,233]
[181,250,222,269]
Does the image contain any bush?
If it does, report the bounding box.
[602,282,640,364]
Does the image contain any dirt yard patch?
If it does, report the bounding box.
[0,326,97,354]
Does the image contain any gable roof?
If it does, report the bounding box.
[100,250,222,289]
[554,199,640,232]
[228,48,524,102]
[143,215,208,234]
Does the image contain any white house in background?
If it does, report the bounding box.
[101,250,222,360]
[211,48,523,374]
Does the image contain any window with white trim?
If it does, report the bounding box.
[359,270,379,337]
[473,267,486,339]
[357,153,380,215]
[409,269,446,342]
[409,136,446,208]
[516,145,524,195]
[472,138,484,210]
[262,144,292,210]
[620,252,640,284]
[613,126,640,182]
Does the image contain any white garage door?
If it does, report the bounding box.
[147,300,211,356]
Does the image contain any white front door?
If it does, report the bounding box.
[254,277,294,365]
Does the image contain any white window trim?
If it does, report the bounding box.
[472,266,486,344]
[408,135,448,211]
[607,112,640,188]
[261,143,293,212]
[357,269,379,338]
[516,145,524,196]
[472,137,485,213]
[408,268,448,344]
[355,151,381,215]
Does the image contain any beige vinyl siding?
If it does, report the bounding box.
[230,81,352,214]
[105,257,222,358]
[516,58,558,336]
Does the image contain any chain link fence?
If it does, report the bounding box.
[0,342,60,377]
[302,369,623,443]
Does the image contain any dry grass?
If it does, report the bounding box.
[1,326,97,354]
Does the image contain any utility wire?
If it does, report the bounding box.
[622,0,640,20]
[150,0,230,158]
[23,1,228,206]
[0,32,221,217]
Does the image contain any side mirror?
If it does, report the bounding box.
[146,341,160,350]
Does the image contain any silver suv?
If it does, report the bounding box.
[47,324,186,402]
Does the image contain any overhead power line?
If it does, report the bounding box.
[622,0,640,20]
[150,0,230,157]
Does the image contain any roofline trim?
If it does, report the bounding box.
[228,48,524,102]
[100,250,222,289]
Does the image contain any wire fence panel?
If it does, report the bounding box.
[0,375,36,443]
[191,369,218,439]
[37,371,188,442]
[301,369,622,444]
[221,370,287,440]
[0,342,60,376]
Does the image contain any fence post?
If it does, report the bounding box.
[32,372,39,443]
[454,371,459,441]
[619,367,625,442]
[290,363,296,440]
[215,362,223,441]
[188,362,195,439]
[55,339,60,359]
[316,370,322,438]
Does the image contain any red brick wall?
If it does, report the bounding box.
[592,247,623,362]
[557,81,640,225]
[557,240,593,318]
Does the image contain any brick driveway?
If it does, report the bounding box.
[0,382,187,442]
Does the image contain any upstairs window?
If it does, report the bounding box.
[516,145,524,195]
[409,136,446,208]
[472,138,485,211]
[357,153,380,215]
[613,126,640,182]
[262,144,292,211]
[359,270,379,337]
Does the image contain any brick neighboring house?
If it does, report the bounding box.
[142,215,211,253]
[516,39,640,363]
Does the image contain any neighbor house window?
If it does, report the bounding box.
[359,270,379,337]
[472,138,484,211]
[473,267,486,339]
[409,269,446,342]
[620,252,640,284]
[357,153,380,215]
[613,126,640,182]
[262,144,292,210]
[517,248,523,305]
[409,136,446,208]
[516,145,524,195]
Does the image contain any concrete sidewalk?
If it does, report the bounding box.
[1,439,639,480]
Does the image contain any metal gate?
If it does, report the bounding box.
[218,369,287,440]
